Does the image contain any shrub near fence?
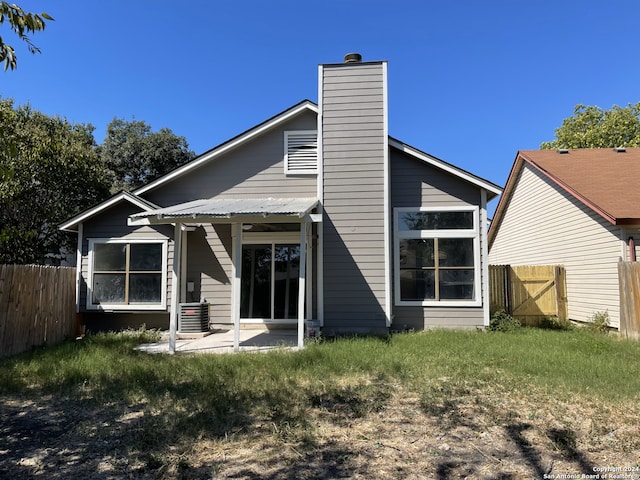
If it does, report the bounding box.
[0,264,77,358]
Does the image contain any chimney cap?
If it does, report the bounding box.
[344,52,362,63]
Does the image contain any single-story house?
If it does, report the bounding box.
[60,53,502,350]
[488,147,640,330]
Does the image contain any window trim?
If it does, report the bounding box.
[86,238,168,311]
[284,130,318,175]
[393,206,481,307]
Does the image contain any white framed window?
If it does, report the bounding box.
[241,228,302,323]
[394,207,481,307]
[284,130,318,175]
[87,238,168,310]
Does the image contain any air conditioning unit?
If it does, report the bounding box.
[178,303,209,333]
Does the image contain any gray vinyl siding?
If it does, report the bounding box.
[79,202,173,328]
[489,164,623,328]
[390,149,486,330]
[143,111,318,207]
[186,224,232,328]
[321,62,388,334]
[136,111,319,329]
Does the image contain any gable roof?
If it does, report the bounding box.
[59,191,160,232]
[132,99,500,199]
[134,100,319,196]
[60,100,503,231]
[389,137,502,199]
[489,148,640,246]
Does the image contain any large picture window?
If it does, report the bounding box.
[394,207,480,306]
[88,239,167,310]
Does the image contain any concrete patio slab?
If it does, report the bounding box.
[135,329,300,354]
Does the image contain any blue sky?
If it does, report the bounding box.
[3,0,640,208]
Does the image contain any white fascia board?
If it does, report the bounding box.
[128,216,153,226]
[388,139,503,197]
[135,101,319,196]
[59,192,160,232]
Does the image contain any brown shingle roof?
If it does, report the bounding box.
[519,148,640,224]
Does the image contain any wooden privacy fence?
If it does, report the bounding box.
[617,261,640,340]
[489,264,568,325]
[0,264,77,358]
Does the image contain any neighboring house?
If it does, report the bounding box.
[488,148,640,330]
[60,54,501,348]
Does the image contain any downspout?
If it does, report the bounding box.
[629,236,636,262]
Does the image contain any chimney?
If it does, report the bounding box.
[343,52,362,63]
[318,54,390,333]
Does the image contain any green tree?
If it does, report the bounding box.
[100,118,196,193]
[0,2,53,70]
[0,99,111,264]
[541,103,640,150]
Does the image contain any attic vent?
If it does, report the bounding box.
[557,149,570,154]
[284,130,318,175]
[614,147,627,152]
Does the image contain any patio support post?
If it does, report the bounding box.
[169,221,183,354]
[305,222,313,321]
[232,223,242,352]
[297,221,308,348]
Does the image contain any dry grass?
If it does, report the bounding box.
[1,328,640,479]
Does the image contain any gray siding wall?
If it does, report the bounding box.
[489,164,623,328]
[80,202,173,328]
[390,149,486,330]
[143,111,318,207]
[321,62,388,334]
[139,111,318,328]
[186,224,232,328]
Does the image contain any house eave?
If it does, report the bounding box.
[133,100,319,196]
[59,191,161,232]
[521,153,622,226]
[388,138,503,199]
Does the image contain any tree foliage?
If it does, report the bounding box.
[0,99,111,264]
[541,103,640,150]
[0,2,53,70]
[100,118,195,193]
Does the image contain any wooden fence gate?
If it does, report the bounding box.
[489,265,568,325]
[617,261,640,340]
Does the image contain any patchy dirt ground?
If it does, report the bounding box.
[1,388,639,479]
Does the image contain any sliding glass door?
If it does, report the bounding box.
[240,243,300,321]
